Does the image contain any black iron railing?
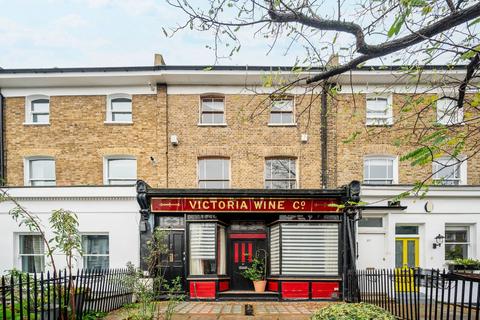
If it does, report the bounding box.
[346,268,480,320]
[0,269,133,320]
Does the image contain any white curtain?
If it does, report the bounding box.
[218,226,226,275]
[189,223,216,275]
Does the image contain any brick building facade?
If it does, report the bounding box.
[0,64,479,300]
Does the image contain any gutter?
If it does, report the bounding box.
[321,85,328,188]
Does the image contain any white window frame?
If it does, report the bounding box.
[268,97,296,126]
[363,156,398,184]
[81,233,110,270]
[366,93,393,126]
[264,158,298,189]
[103,156,137,185]
[444,225,471,261]
[23,156,56,186]
[198,96,227,126]
[432,156,467,185]
[358,215,385,234]
[17,233,45,273]
[197,157,231,189]
[436,91,463,125]
[106,93,133,123]
[25,95,50,125]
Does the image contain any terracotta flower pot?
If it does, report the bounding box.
[253,280,267,293]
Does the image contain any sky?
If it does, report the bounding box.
[0,0,309,68]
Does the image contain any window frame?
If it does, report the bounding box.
[106,93,133,124]
[24,156,56,186]
[17,233,45,273]
[432,156,467,185]
[365,93,393,126]
[25,95,50,125]
[197,157,231,189]
[444,226,470,261]
[363,155,398,185]
[103,156,137,185]
[436,92,463,126]
[81,233,110,270]
[268,97,296,126]
[264,157,298,189]
[198,95,227,126]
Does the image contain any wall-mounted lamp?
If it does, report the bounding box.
[432,234,445,249]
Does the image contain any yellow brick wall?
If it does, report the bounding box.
[166,94,323,189]
[334,93,480,186]
[4,87,478,188]
[4,86,168,187]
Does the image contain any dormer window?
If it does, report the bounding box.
[25,95,50,124]
[106,94,132,123]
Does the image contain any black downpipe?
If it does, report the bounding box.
[320,85,328,189]
[0,92,4,185]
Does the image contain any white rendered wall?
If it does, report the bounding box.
[0,186,140,273]
[357,186,480,270]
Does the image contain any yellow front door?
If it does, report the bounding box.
[395,238,419,291]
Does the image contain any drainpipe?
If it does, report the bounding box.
[321,85,328,189]
[0,92,4,186]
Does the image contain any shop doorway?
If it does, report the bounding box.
[228,234,267,290]
[158,230,185,291]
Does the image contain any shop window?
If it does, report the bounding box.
[437,95,463,125]
[265,158,297,189]
[25,95,50,124]
[358,217,383,228]
[189,223,216,275]
[366,94,393,126]
[19,234,45,273]
[82,235,109,270]
[363,156,397,184]
[104,157,137,185]
[24,157,56,186]
[269,98,295,125]
[273,223,339,276]
[433,157,465,185]
[395,225,419,235]
[445,226,469,260]
[198,158,230,189]
[200,97,225,125]
[106,94,132,123]
[270,225,280,275]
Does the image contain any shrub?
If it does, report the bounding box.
[311,303,395,320]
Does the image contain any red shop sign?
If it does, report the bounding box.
[150,197,339,213]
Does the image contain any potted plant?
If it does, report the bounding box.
[241,258,267,292]
[448,258,480,272]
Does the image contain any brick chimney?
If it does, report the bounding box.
[154,54,166,66]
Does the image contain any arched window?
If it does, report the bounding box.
[106,93,132,123]
[25,95,50,124]
[363,155,398,184]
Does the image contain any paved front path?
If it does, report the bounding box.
[106,301,331,319]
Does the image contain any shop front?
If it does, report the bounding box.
[136,180,359,301]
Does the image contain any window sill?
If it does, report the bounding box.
[365,124,393,127]
[268,123,297,127]
[23,122,50,126]
[104,121,133,125]
[197,123,228,127]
